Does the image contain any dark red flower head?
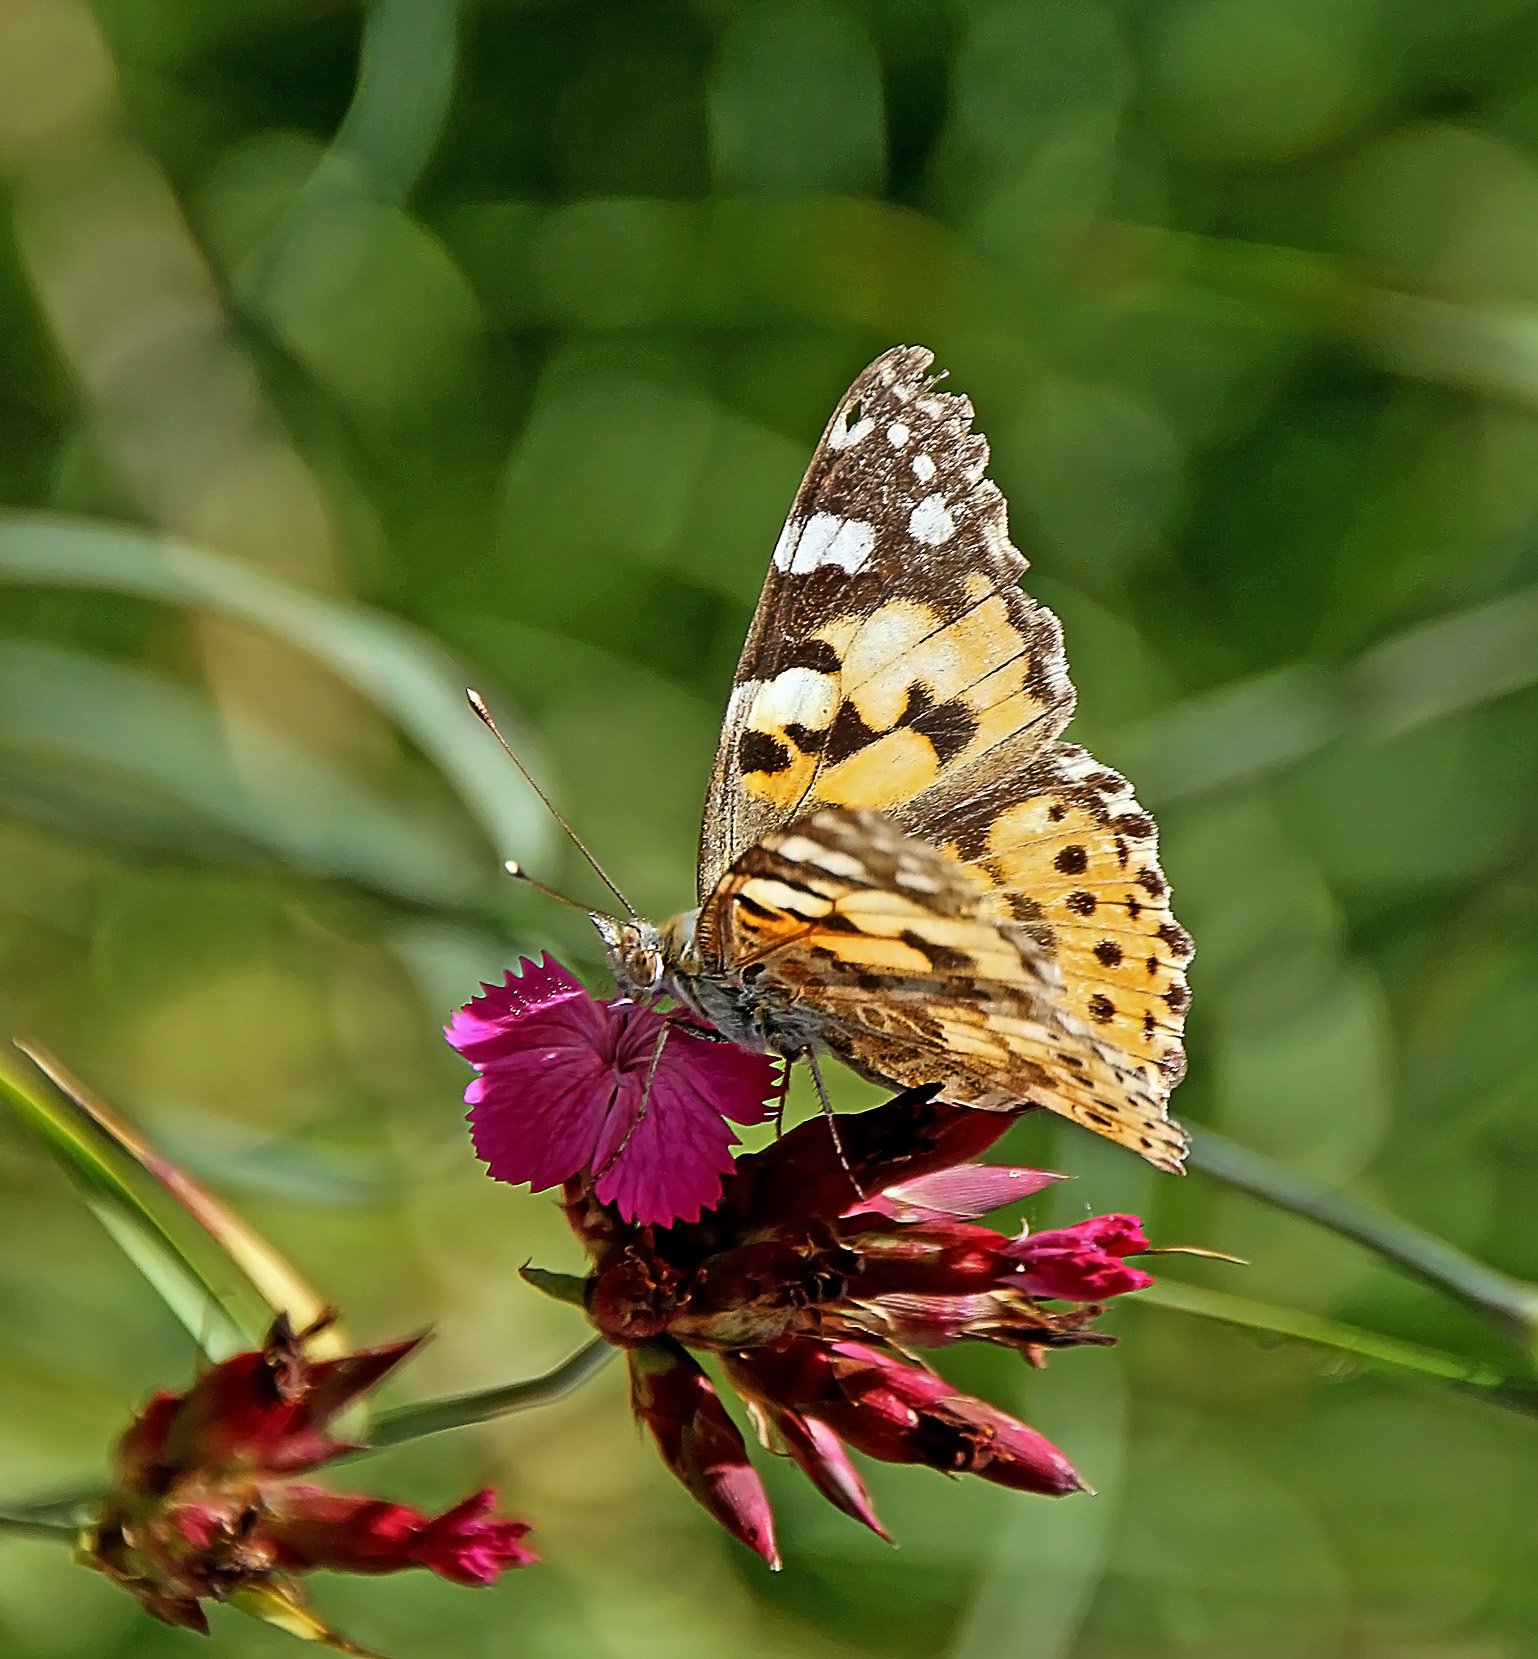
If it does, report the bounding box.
[448,955,780,1225]
[81,1316,534,1649]
[550,1084,1157,1552]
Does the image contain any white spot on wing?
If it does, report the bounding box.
[912,453,937,484]
[887,421,910,448]
[771,517,802,572]
[829,415,875,451]
[790,511,876,574]
[749,666,838,732]
[908,493,956,546]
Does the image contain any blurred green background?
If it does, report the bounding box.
[4,0,1538,1654]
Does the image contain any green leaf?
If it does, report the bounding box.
[0,512,553,874]
[0,638,487,913]
[228,1581,386,1656]
[0,1042,336,1361]
[519,1265,589,1308]
[363,1337,616,1452]
[0,1506,76,1544]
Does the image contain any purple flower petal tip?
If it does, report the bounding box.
[451,954,780,1226]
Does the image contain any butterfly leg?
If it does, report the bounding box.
[769,1058,792,1138]
[591,1023,671,1184]
[801,1048,865,1200]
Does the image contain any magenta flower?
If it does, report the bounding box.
[448,954,780,1226]
[550,1087,1157,1550]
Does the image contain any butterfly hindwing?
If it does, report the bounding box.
[700,345,1074,898]
[698,807,1188,1171]
[901,741,1192,1113]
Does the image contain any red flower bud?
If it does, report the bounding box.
[1009,1215,1154,1302]
[629,1341,779,1569]
[262,1486,534,1584]
[80,1317,534,1647]
[729,1338,1083,1497]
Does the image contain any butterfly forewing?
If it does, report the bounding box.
[700,346,1074,897]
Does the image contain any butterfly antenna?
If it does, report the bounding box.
[502,859,601,916]
[466,688,637,919]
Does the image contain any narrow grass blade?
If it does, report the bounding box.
[1,1042,336,1360]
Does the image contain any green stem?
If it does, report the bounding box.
[1187,1129,1538,1350]
[359,1336,618,1453]
[1141,1280,1538,1417]
[0,1508,78,1544]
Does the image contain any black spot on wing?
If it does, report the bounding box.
[824,699,882,764]
[898,928,972,973]
[1156,921,1195,960]
[732,893,779,923]
[783,722,828,755]
[788,638,842,676]
[1054,844,1088,875]
[898,683,980,767]
[739,731,792,775]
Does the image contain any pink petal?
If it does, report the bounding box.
[445,955,589,1064]
[465,1016,619,1193]
[724,1089,1013,1227]
[866,1164,1066,1223]
[630,1343,780,1568]
[450,955,778,1227]
[593,1023,775,1226]
[774,1411,891,1542]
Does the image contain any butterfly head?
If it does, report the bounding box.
[592,914,668,999]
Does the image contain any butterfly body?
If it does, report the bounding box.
[591,347,1193,1173]
[593,908,830,1058]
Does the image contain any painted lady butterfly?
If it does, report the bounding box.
[591,347,1192,1170]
